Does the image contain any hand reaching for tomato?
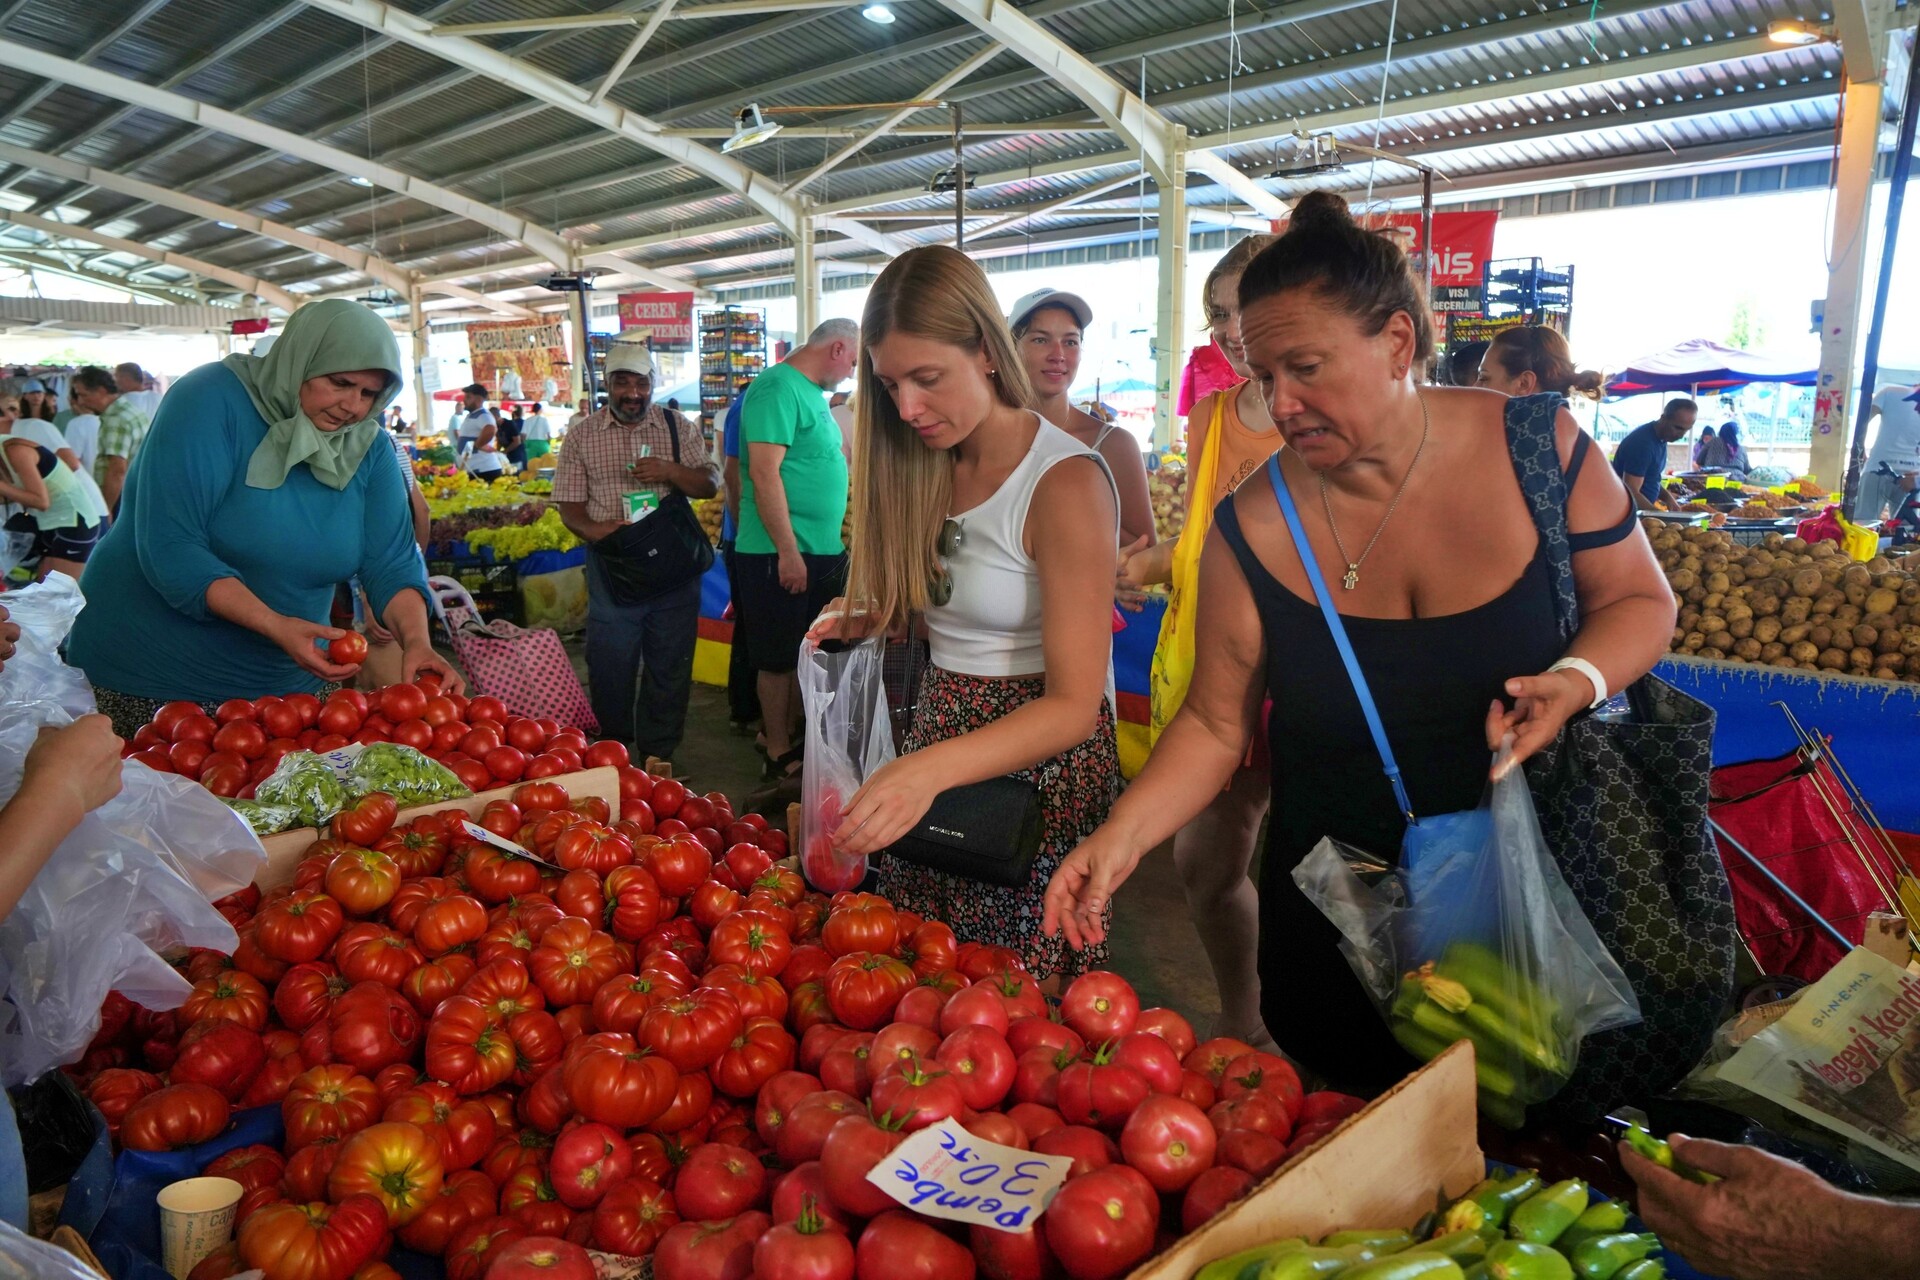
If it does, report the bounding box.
[401,644,466,696]
[22,714,124,821]
[1041,825,1139,951]
[273,615,362,683]
[829,752,944,858]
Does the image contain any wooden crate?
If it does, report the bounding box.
[257,765,623,891]
[1128,1043,1484,1279]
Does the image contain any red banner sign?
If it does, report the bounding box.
[1371,210,1500,287]
[616,291,696,352]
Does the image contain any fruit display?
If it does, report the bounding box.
[429,501,552,552]
[1649,519,1920,681]
[1194,1169,1665,1280]
[72,689,1378,1279]
[693,497,724,547]
[465,509,582,561]
[1151,455,1190,544]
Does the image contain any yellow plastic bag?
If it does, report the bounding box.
[1148,397,1226,745]
[1837,511,1880,562]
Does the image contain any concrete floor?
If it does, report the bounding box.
[669,682,1227,1029]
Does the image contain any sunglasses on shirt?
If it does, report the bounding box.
[929,518,963,607]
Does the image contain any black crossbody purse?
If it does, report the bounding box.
[589,411,716,605]
[888,775,1045,888]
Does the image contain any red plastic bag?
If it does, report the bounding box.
[1795,504,1844,548]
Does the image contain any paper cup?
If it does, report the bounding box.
[156,1176,244,1279]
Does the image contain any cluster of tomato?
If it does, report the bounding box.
[68,751,1367,1280]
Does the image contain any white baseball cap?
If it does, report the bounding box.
[605,328,657,379]
[1009,287,1092,332]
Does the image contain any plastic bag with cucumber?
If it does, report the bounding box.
[1292,741,1641,1126]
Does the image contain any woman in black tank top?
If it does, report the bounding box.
[1041,196,1677,1091]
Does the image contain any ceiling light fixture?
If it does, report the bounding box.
[1766,18,1828,44]
[216,220,237,229]
[722,104,784,153]
[1268,132,1348,178]
[861,3,895,23]
[348,175,374,187]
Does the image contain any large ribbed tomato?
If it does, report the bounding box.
[636,988,742,1073]
[283,1064,381,1150]
[460,958,546,1021]
[444,1217,526,1280]
[425,996,517,1096]
[591,1178,679,1257]
[824,952,915,1031]
[384,1082,498,1170]
[589,969,686,1034]
[707,912,792,978]
[323,848,402,917]
[397,1169,498,1257]
[275,963,350,1031]
[118,1083,230,1151]
[498,1167,574,1235]
[402,954,476,1018]
[554,822,633,876]
[327,1120,446,1226]
[333,923,423,989]
[700,963,788,1023]
[328,981,421,1074]
[821,893,899,958]
[179,970,270,1031]
[528,919,622,1007]
[254,892,345,965]
[602,865,664,940]
[237,1195,388,1280]
[710,1017,797,1100]
[561,1034,678,1130]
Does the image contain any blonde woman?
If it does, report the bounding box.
[812,246,1121,981]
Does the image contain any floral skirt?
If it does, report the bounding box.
[876,666,1120,980]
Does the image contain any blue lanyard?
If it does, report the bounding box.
[1264,452,1417,824]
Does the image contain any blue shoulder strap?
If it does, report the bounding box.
[1263,452,1416,824]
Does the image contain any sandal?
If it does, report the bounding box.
[761,747,804,781]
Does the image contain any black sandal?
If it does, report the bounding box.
[761,747,804,781]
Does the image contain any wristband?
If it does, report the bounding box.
[1548,656,1608,710]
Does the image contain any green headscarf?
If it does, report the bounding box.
[226,298,404,491]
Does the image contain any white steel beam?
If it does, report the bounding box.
[930,0,1179,183]
[0,140,535,319]
[431,13,644,36]
[589,0,679,108]
[1187,152,1289,219]
[1831,0,1885,83]
[792,43,1005,193]
[0,209,303,312]
[296,0,904,258]
[0,250,202,305]
[964,172,1145,240]
[1810,74,1883,487]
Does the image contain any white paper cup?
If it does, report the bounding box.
[156,1176,244,1279]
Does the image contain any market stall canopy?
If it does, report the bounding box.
[1605,338,1817,395]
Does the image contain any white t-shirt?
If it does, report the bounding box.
[6,418,108,522]
[524,414,552,441]
[458,408,494,442]
[1865,386,1920,473]
[60,413,100,475]
[122,388,162,421]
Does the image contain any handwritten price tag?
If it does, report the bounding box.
[461,820,556,866]
[866,1118,1074,1232]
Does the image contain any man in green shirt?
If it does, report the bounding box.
[70,366,149,514]
[736,317,858,777]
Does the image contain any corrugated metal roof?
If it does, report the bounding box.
[0,0,1887,303]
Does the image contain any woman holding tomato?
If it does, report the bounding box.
[67,300,462,736]
[810,245,1120,982]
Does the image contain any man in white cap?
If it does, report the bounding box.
[554,330,719,764]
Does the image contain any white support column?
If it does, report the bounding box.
[570,290,593,412]
[794,206,819,342]
[410,283,433,434]
[1154,128,1189,450]
[1810,75,1884,488]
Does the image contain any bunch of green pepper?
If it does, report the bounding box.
[1191,1169,1666,1280]
[1387,942,1572,1127]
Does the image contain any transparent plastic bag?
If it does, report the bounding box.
[0,1217,144,1280]
[345,742,470,808]
[1293,741,1640,1126]
[797,636,896,892]
[251,751,349,828]
[0,575,265,1086]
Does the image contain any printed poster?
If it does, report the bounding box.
[465,319,572,408]
[616,292,696,352]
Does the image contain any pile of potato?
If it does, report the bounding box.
[1650,519,1920,681]
[1151,460,1189,544]
[692,497,724,547]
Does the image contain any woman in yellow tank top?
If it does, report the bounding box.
[1118,234,1282,1047]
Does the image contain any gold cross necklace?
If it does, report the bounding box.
[1318,390,1431,591]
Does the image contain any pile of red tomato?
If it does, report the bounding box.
[71,683,1369,1280]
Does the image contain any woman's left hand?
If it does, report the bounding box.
[832,753,944,857]
[1485,668,1592,778]
[401,644,467,695]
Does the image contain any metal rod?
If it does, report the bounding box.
[953,101,965,249]
[1710,819,1857,954]
[1842,11,1920,510]
[432,13,638,36]
[1421,166,1435,302]
[762,102,945,115]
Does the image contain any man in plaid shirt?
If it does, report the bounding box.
[70,365,150,515]
[555,333,719,763]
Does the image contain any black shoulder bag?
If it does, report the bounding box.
[589,412,716,605]
[1504,393,1738,1122]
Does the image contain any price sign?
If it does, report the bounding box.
[311,744,365,783]
[866,1118,1074,1232]
[461,820,556,866]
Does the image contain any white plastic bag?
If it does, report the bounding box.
[1293,741,1640,1126]
[0,575,267,1086]
[797,636,896,892]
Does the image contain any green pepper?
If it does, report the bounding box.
[1337,1254,1466,1280]
[1321,1228,1414,1255]
[1568,1233,1661,1280]
[1623,1123,1719,1185]
[1507,1180,1589,1245]
[1257,1247,1366,1280]
[1614,1261,1666,1280]
[1555,1201,1630,1255]
[1461,1170,1543,1230]
[1195,1241,1306,1280]
[1483,1241,1574,1280]
[1408,1230,1490,1264]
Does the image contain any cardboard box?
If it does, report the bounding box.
[256,764,622,890]
[1128,1043,1483,1279]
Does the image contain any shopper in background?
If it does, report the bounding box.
[523,401,553,462]
[0,388,112,533]
[0,392,104,580]
[1044,193,1674,1089]
[114,363,162,421]
[817,245,1120,981]
[737,317,857,780]
[828,391,855,463]
[1691,425,1716,468]
[62,404,100,478]
[1857,382,1920,521]
[1621,1134,1920,1280]
[1445,339,1489,388]
[500,403,528,471]
[455,382,494,463]
[1114,234,1280,1047]
[1010,288,1155,548]
[69,366,148,515]
[1475,325,1605,400]
[1698,420,1751,472]
[553,334,719,765]
[1614,397,1697,510]
[66,299,461,736]
[462,384,507,479]
[719,389,763,731]
[16,379,54,423]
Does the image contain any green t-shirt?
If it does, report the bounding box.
[737,360,848,556]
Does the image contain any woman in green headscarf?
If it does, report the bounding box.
[68,299,464,738]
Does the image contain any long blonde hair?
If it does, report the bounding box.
[848,246,1035,633]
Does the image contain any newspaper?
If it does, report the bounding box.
[1717,946,1920,1174]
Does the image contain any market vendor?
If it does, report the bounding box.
[1042,192,1675,1092]
[1613,397,1697,510]
[66,298,462,737]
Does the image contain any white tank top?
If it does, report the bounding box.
[926,418,1117,678]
